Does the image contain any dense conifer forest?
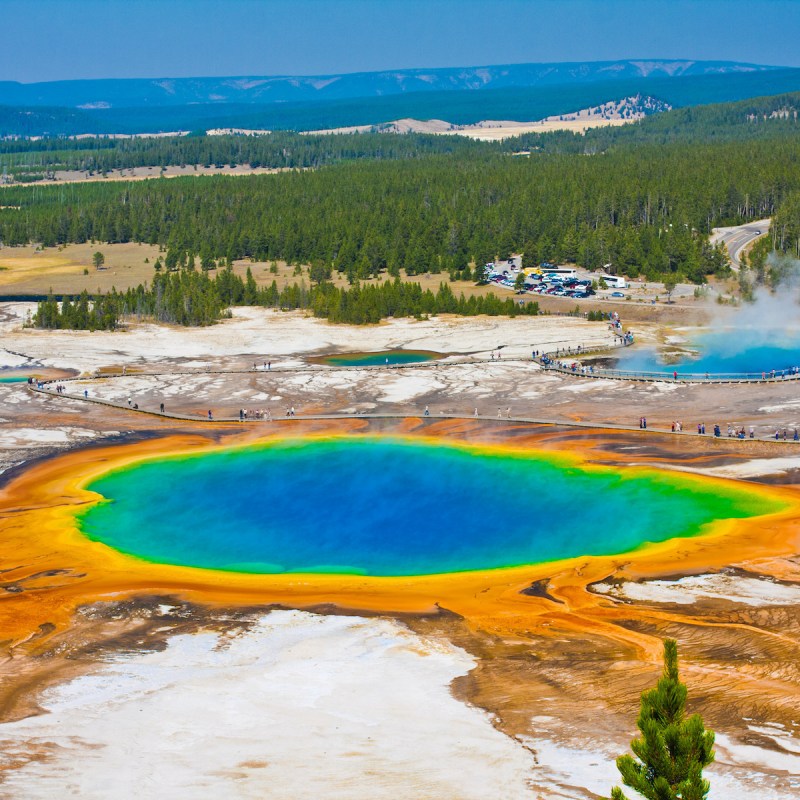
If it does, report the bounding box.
[0,132,491,181]
[4,90,799,328]
[3,90,799,179]
[1,137,795,281]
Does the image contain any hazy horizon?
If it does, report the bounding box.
[2,0,799,83]
[3,57,791,87]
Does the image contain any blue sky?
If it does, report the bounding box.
[2,0,800,83]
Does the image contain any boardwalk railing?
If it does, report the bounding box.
[539,363,800,384]
[536,346,800,384]
[25,384,800,443]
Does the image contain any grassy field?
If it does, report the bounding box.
[0,243,162,294]
[0,243,507,298]
[0,242,712,326]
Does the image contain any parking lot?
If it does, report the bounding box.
[482,259,707,306]
[484,260,612,300]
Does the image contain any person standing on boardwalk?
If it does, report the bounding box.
[160,402,165,414]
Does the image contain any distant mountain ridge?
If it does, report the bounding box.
[0,60,779,109]
[3,65,800,138]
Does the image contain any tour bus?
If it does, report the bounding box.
[541,267,577,278]
[597,274,627,289]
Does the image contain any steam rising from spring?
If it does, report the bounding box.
[708,253,800,357]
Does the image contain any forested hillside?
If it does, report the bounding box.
[2,136,797,282]
[510,91,800,152]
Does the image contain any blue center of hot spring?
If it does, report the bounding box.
[78,438,776,576]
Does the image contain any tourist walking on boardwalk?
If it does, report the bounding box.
[714,424,721,437]
[160,402,165,413]
[750,426,755,438]
[208,410,213,420]
[424,405,430,417]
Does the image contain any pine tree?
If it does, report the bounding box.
[611,639,715,800]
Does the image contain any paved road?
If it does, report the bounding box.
[710,218,771,270]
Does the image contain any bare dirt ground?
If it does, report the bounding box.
[0,164,295,187]
[303,98,648,141]
[2,306,800,798]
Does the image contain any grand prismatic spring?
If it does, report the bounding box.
[3,420,800,653]
[78,437,783,577]
[3,420,800,797]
